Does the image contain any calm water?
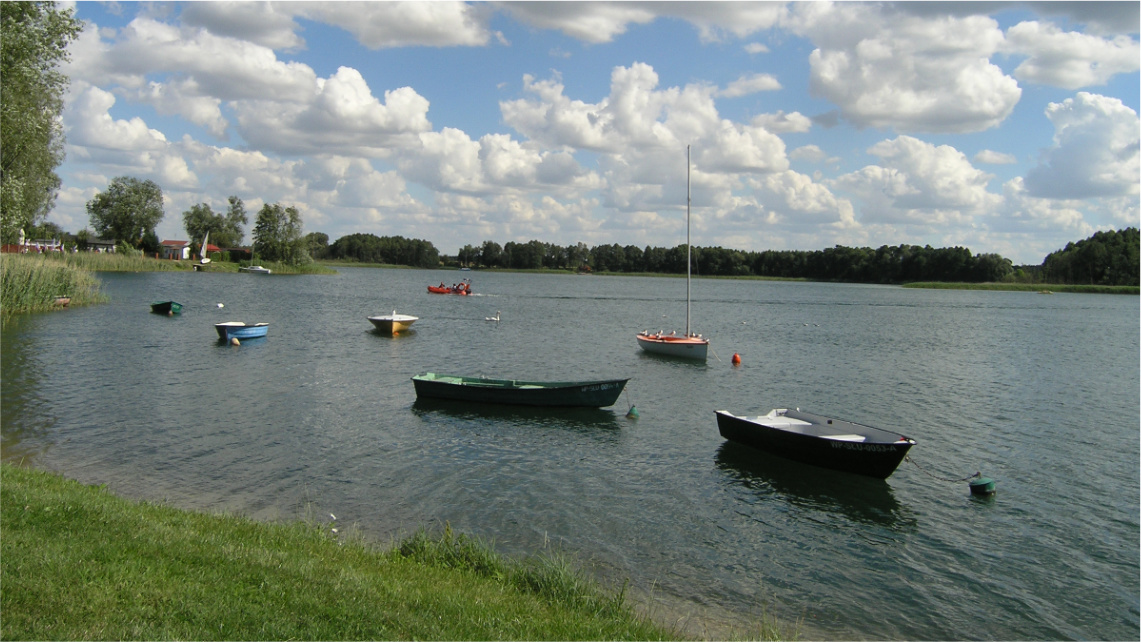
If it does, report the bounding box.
[2,268,1138,640]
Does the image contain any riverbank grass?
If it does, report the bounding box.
[0,254,107,316]
[0,463,678,640]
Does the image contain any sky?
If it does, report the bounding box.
[50,1,1140,265]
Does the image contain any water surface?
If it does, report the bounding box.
[3,268,1137,639]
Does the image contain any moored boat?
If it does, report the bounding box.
[368,310,418,334]
[636,145,708,360]
[714,408,916,479]
[636,331,709,359]
[214,321,269,341]
[412,372,628,407]
[150,300,183,315]
[239,265,272,274]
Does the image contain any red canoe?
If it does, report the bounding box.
[427,285,471,295]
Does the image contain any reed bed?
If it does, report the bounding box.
[0,254,107,317]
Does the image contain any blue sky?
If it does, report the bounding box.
[53,1,1140,265]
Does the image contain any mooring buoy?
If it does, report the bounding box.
[626,405,639,419]
[731,353,741,365]
[969,476,996,495]
[230,337,240,346]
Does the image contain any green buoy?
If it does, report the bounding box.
[969,476,996,495]
[626,405,639,419]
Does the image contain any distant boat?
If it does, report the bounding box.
[428,279,472,295]
[199,231,211,264]
[714,408,916,479]
[150,300,183,315]
[239,265,272,274]
[637,145,708,360]
[214,321,269,341]
[411,373,629,408]
[368,310,419,334]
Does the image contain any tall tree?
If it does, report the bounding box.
[86,176,165,248]
[182,196,247,249]
[252,203,308,265]
[0,1,83,243]
[222,196,247,247]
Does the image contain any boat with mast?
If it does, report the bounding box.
[636,145,709,360]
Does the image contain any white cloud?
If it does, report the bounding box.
[751,111,812,134]
[179,1,306,51]
[790,145,838,164]
[298,1,492,48]
[1025,92,1140,199]
[974,150,1017,165]
[744,42,770,54]
[717,73,781,98]
[231,68,432,157]
[1006,21,1141,89]
[833,136,1000,225]
[788,3,1020,133]
[66,85,168,152]
[500,2,657,44]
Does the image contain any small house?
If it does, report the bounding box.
[161,240,190,260]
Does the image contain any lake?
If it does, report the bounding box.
[2,267,1138,640]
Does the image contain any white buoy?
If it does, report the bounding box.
[217,303,224,308]
[230,337,240,346]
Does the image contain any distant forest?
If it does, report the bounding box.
[310,227,1139,286]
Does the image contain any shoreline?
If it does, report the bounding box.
[1,461,796,640]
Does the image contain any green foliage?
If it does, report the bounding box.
[326,232,439,268]
[304,231,329,259]
[85,176,165,248]
[182,196,247,250]
[252,202,309,265]
[0,1,83,244]
[1041,227,1139,286]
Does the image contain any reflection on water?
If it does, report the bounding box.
[411,397,625,433]
[714,441,915,530]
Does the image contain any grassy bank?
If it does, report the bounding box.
[902,281,1139,294]
[0,254,108,317]
[0,463,686,641]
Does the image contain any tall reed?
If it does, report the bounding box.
[1,254,107,317]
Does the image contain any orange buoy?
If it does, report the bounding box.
[731,353,741,365]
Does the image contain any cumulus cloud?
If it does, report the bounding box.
[833,136,999,224]
[297,1,492,48]
[1006,21,1141,89]
[232,68,432,157]
[179,1,306,51]
[788,3,1020,133]
[1024,92,1140,200]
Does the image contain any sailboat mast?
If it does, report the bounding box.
[686,144,692,337]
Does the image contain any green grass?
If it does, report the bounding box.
[902,281,1139,294]
[0,463,690,641]
[0,254,108,317]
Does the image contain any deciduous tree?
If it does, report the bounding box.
[0,1,82,243]
[86,177,165,249]
[252,203,308,265]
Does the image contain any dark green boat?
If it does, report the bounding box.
[150,300,183,315]
[411,372,629,407]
